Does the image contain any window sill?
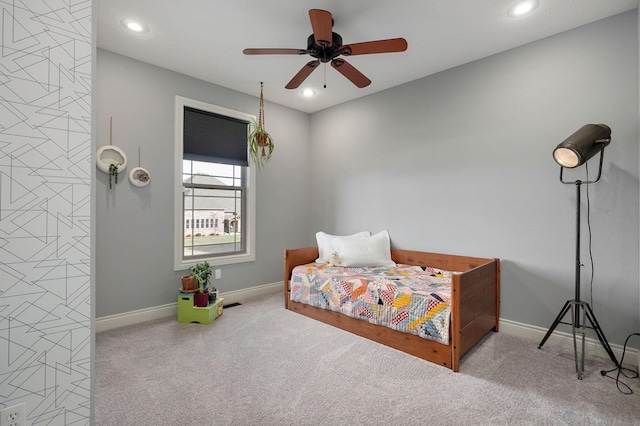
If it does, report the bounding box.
[175,252,255,272]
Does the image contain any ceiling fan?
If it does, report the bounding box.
[243,9,408,89]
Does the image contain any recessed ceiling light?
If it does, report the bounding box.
[507,0,539,18]
[121,19,149,33]
[301,88,317,97]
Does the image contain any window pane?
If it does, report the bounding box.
[183,159,245,259]
[191,174,236,186]
[192,161,234,176]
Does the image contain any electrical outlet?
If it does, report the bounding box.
[215,269,221,280]
[1,402,26,426]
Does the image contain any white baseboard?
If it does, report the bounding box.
[96,281,282,333]
[500,318,639,368]
[96,302,178,333]
[219,281,282,306]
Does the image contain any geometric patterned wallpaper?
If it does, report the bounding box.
[0,1,92,424]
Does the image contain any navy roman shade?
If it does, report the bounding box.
[183,106,249,166]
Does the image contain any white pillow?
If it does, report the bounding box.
[316,231,370,264]
[332,230,396,267]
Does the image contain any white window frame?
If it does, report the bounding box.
[174,96,256,271]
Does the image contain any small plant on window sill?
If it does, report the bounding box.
[108,163,120,189]
[248,82,274,170]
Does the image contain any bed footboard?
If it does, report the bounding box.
[450,257,500,371]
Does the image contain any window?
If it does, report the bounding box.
[174,96,256,270]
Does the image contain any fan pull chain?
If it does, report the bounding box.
[323,63,327,89]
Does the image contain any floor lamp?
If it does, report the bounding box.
[538,124,619,380]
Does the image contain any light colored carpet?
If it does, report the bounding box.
[95,292,640,425]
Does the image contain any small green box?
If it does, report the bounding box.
[177,295,224,324]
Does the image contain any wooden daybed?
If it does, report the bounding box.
[284,247,500,372]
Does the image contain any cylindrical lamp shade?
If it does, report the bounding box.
[553,124,611,168]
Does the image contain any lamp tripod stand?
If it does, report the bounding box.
[538,147,619,380]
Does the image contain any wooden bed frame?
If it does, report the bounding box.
[284,247,500,372]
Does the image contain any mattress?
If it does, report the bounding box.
[290,263,453,345]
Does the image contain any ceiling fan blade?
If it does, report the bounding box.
[341,38,408,56]
[331,58,371,88]
[309,9,333,47]
[285,60,320,89]
[243,48,307,55]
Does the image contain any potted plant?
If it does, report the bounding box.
[191,261,212,307]
[248,82,274,169]
[108,163,120,189]
[208,285,218,304]
[180,274,197,292]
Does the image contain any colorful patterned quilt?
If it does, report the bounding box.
[290,263,453,345]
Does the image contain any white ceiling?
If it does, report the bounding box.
[97,0,638,114]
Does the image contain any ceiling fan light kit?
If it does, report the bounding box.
[243,9,408,89]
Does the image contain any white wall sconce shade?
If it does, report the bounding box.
[96,145,128,173]
[128,167,151,187]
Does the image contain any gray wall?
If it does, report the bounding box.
[96,50,312,317]
[309,11,639,345]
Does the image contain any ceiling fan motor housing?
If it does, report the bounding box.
[306,33,346,62]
